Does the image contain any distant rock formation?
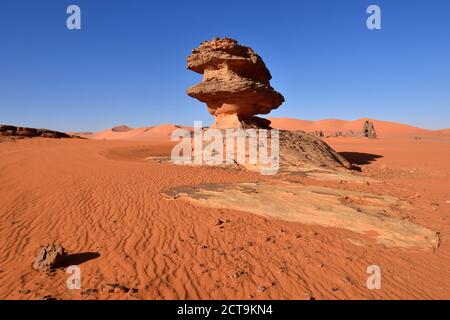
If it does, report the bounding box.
[0,125,75,139]
[187,37,284,129]
[344,130,355,136]
[319,121,377,139]
[362,120,377,138]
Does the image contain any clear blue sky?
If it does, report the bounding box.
[1,0,449,131]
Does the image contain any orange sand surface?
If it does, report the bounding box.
[1,133,450,300]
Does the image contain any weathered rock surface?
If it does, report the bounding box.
[0,125,74,139]
[309,130,325,138]
[279,130,351,171]
[165,181,439,250]
[33,244,66,272]
[187,37,284,129]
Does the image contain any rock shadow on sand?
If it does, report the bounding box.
[339,152,383,165]
[58,252,100,268]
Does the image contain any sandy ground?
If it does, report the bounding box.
[1,133,450,300]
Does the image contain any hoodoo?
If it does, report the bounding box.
[186,37,352,174]
[187,37,284,129]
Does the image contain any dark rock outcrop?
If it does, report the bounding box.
[0,125,74,139]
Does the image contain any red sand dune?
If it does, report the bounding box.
[269,117,448,139]
[84,124,193,141]
[76,119,449,142]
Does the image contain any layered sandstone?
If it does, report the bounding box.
[187,37,284,128]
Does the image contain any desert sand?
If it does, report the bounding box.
[76,124,193,141]
[1,118,450,300]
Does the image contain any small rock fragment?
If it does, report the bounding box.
[257,286,268,293]
[102,283,130,293]
[81,288,99,296]
[18,289,30,295]
[33,244,66,272]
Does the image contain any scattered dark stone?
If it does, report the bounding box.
[18,289,30,295]
[81,288,99,296]
[215,219,225,226]
[102,283,130,293]
[257,286,267,293]
[232,270,248,279]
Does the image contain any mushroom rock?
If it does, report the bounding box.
[185,38,352,175]
[187,37,284,129]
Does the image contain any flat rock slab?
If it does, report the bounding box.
[165,181,439,250]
